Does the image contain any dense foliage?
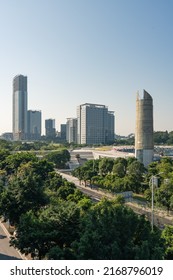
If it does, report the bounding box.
[0,139,173,259]
[72,157,146,194]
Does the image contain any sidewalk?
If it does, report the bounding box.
[126,201,173,228]
[0,219,30,260]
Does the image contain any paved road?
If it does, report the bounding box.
[59,172,112,202]
[0,222,22,260]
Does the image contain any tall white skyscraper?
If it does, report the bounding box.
[13,75,28,140]
[77,103,115,145]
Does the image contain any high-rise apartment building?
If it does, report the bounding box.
[77,103,115,145]
[60,124,66,142]
[13,75,28,140]
[66,118,77,144]
[135,90,154,166]
[27,110,42,140]
[45,119,56,138]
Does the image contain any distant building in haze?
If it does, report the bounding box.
[0,132,13,141]
[13,75,28,140]
[60,124,67,142]
[135,90,154,166]
[77,103,115,145]
[27,110,42,140]
[45,119,56,138]
[66,118,77,144]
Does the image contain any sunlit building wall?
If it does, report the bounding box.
[13,75,28,140]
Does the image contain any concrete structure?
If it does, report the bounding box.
[27,110,42,140]
[135,90,154,166]
[13,75,28,140]
[66,118,77,143]
[45,119,56,138]
[77,103,115,145]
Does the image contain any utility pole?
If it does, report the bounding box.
[151,175,159,231]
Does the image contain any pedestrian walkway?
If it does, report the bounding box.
[0,220,23,260]
[126,201,173,228]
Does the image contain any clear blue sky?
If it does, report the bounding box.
[0,0,173,136]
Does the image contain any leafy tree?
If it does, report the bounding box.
[45,149,70,168]
[0,149,11,163]
[155,179,173,213]
[0,139,13,150]
[127,160,146,178]
[74,198,164,260]
[167,131,173,145]
[29,159,54,181]
[44,171,64,191]
[3,152,37,175]
[11,201,81,259]
[154,158,173,179]
[72,166,84,185]
[154,131,169,145]
[67,189,86,203]
[147,162,158,177]
[2,157,55,225]
[56,182,75,200]
[126,160,146,193]
[0,162,49,225]
[99,158,114,176]
[162,225,173,259]
[112,162,126,177]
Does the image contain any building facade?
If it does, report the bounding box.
[135,90,154,166]
[27,110,42,140]
[45,119,56,138]
[66,118,77,144]
[13,75,28,140]
[60,124,67,142]
[77,103,115,145]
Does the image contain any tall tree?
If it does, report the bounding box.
[74,198,164,260]
[45,149,70,169]
[161,225,173,259]
[11,201,81,259]
[155,179,173,213]
[99,158,114,176]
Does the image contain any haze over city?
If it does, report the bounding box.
[0,0,173,136]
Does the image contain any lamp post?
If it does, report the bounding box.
[150,173,163,231]
[151,176,158,231]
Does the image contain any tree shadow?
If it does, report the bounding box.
[0,253,22,260]
[0,234,7,239]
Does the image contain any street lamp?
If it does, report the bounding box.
[151,175,158,231]
[150,173,163,231]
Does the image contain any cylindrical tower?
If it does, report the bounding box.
[135,90,154,166]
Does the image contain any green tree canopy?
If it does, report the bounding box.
[45,149,70,168]
[11,201,81,259]
[99,158,114,176]
[3,152,37,175]
[74,198,164,260]
[161,225,173,260]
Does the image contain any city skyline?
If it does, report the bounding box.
[0,1,173,136]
